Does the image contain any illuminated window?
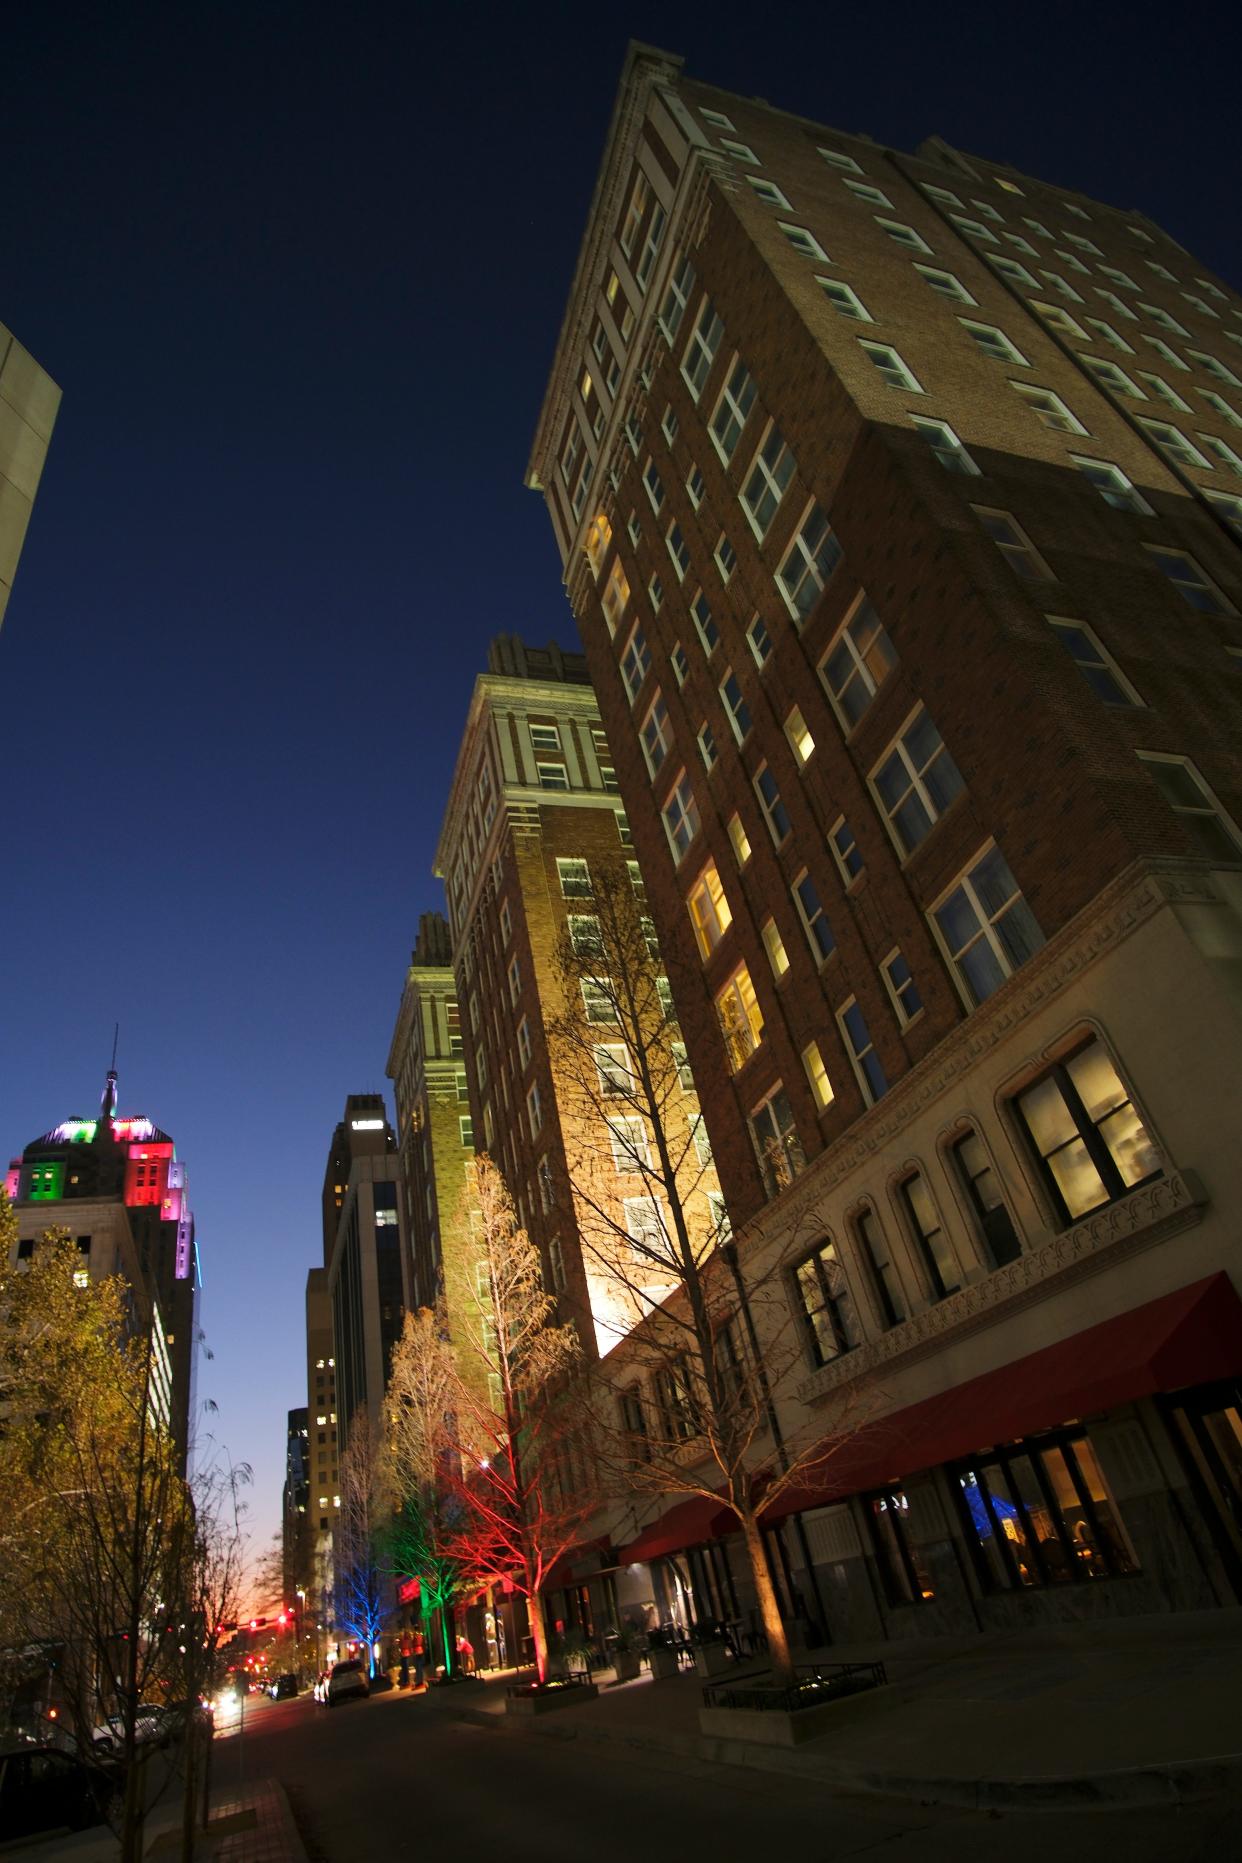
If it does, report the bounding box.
[557,858,591,899]
[793,1239,857,1365]
[802,1041,834,1112]
[760,917,789,979]
[716,964,764,1072]
[784,705,815,765]
[567,914,604,958]
[727,813,752,868]
[868,1490,936,1604]
[749,1086,802,1196]
[1014,1038,1161,1224]
[686,861,733,959]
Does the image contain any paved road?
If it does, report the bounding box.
[212,1688,1238,1862]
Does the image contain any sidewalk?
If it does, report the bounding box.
[42,1778,307,1862]
[406,1609,1242,1810]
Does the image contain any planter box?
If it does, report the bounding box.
[648,1647,681,1681]
[694,1641,731,1679]
[613,1653,642,1683]
[700,1697,854,1747]
[506,1682,599,1717]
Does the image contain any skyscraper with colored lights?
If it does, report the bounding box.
[6,1066,201,1465]
[519,45,1242,1643]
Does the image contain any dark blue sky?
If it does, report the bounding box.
[3,0,1236,1579]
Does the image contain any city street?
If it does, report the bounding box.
[212,1687,1238,1862]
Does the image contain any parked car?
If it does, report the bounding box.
[267,1674,298,1701]
[0,1743,116,1840]
[324,1660,369,1707]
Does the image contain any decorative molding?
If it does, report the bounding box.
[796,1169,1208,1407]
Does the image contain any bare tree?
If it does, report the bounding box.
[438,1157,596,1685]
[545,860,874,1685]
[331,1408,385,1676]
[380,1304,468,1679]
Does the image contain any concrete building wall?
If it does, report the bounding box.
[0,324,60,633]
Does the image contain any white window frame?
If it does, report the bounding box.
[960,320,1029,366]
[1010,382,1088,434]
[858,340,923,392]
[914,265,976,304]
[777,222,829,261]
[1047,615,1143,706]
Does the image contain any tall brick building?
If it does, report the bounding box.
[524,46,1242,1640]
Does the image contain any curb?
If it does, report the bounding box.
[425,1694,1242,1812]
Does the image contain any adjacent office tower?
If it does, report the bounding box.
[281,1406,311,1603]
[0,321,60,633]
[434,634,721,1360]
[386,911,476,1316]
[304,1266,338,1654]
[320,1094,411,1452]
[6,1067,200,1466]
[525,46,1242,1635]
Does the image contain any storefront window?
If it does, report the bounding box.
[867,1488,935,1604]
[954,1429,1138,1591]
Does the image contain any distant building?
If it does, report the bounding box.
[281,1406,310,1603]
[6,1066,200,1465]
[304,1267,337,1663]
[0,321,60,633]
[321,1095,410,1452]
[522,44,1242,1640]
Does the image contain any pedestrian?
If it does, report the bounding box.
[412,1628,426,1690]
[398,1632,412,1690]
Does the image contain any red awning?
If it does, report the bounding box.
[764,1272,1242,1522]
[616,1494,734,1565]
[542,1535,613,1592]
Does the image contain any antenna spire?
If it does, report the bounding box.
[101,1024,119,1122]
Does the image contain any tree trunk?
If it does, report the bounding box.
[740,1510,793,1685]
[180,1715,199,1863]
[528,1590,550,1685]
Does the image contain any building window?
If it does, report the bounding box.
[517,1017,532,1069]
[754,765,791,844]
[914,265,976,304]
[607,1116,650,1174]
[749,1085,803,1196]
[793,1240,859,1367]
[741,425,797,539]
[647,572,664,613]
[830,816,863,885]
[682,298,725,399]
[1142,334,1189,372]
[661,771,701,862]
[1048,617,1142,704]
[948,214,998,243]
[777,222,829,261]
[567,913,604,958]
[601,559,630,636]
[987,253,1037,288]
[686,861,733,959]
[719,669,753,742]
[1204,490,1242,539]
[776,502,842,621]
[900,1170,961,1298]
[785,706,815,766]
[1014,1036,1160,1224]
[1079,356,1145,398]
[685,463,706,506]
[909,416,980,475]
[838,997,887,1105]
[620,624,653,702]
[746,175,791,209]
[854,1205,906,1328]
[1010,383,1087,433]
[816,276,872,321]
[1199,388,1242,426]
[642,456,664,512]
[1198,434,1242,476]
[793,871,835,962]
[536,760,569,790]
[659,254,696,341]
[459,1115,474,1148]
[819,596,896,728]
[507,956,521,1005]
[1070,457,1152,514]
[548,1236,566,1291]
[656,1359,698,1442]
[881,949,923,1026]
[875,217,932,254]
[951,1129,1021,1266]
[954,1431,1138,1592]
[858,340,923,392]
[871,707,965,856]
[844,180,892,207]
[692,589,720,655]
[931,843,1044,1007]
[526,1082,543,1138]
[713,533,738,582]
[666,520,691,580]
[727,813,752,868]
[819,146,863,173]
[761,917,790,979]
[709,357,757,462]
[580,978,618,1025]
[867,1491,936,1604]
[1031,301,1088,339]
[719,137,759,163]
[746,615,773,667]
[593,1043,632,1098]
[671,1042,694,1091]
[973,506,1055,580]
[557,857,591,899]
[1143,545,1235,614]
[801,1040,834,1112]
[960,321,1028,365]
[641,692,672,777]
[1136,752,1242,861]
[716,964,764,1073]
[1137,418,1210,470]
